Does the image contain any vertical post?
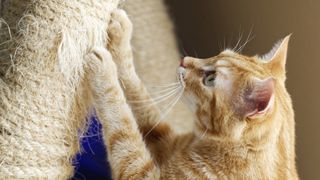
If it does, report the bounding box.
[0,0,119,179]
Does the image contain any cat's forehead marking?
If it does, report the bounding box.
[202,66,214,71]
[202,59,231,74]
[215,60,231,66]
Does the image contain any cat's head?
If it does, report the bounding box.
[178,35,291,144]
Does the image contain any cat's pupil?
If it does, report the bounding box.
[203,71,216,86]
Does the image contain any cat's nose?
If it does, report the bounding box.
[180,58,186,68]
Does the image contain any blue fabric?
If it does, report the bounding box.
[73,118,112,180]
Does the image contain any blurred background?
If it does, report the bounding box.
[74,0,319,179]
[165,0,320,179]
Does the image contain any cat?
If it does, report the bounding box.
[86,9,298,180]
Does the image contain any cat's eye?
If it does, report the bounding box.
[203,71,216,86]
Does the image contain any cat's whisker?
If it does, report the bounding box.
[152,85,183,103]
[130,88,181,110]
[125,84,180,96]
[237,35,253,53]
[144,87,184,138]
[158,86,184,119]
[236,27,255,53]
[130,93,182,112]
[147,82,180,88]
[232,31,243,52]
[148,84,181,96]
[128,85,181,103]
[159,88,184,120]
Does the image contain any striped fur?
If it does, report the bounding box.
[87,10,298,179]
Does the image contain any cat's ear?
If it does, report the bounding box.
[243,77,275,119]
[260,35,291,81]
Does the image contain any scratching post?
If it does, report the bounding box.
[0,0,193,178]
[124,0,193,133]
[0,0,119,179]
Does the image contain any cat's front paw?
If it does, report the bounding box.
[107,9,135,77]
[86,47,118,85]
[108,9,133,55]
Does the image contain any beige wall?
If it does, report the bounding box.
[166,0,320,179]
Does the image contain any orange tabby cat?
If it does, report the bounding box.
[86,9,298,179]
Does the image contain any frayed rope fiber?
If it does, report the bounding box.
[0,0,193,178]
[0,0,119,179]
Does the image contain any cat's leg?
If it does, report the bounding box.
[107,10,175,144]
[87,48,160,179]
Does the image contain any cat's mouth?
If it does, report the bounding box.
[177,67,186,88]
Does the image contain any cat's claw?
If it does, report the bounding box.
[86,47,117,82]
[108,9,132,50]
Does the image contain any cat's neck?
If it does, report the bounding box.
[245,115,296,179]
[192,114,296,178]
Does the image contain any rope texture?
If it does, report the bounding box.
[0,0,119,179]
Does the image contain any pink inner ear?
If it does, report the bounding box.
[245,77,275,118]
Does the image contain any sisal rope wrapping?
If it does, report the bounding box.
[124,0,193,133]
[0,0,193,178]
[0,0,119,179]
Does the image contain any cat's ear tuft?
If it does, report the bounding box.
[244,77,275,119]
[260,34,291,81]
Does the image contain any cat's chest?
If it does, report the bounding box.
[164,146,278,179]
